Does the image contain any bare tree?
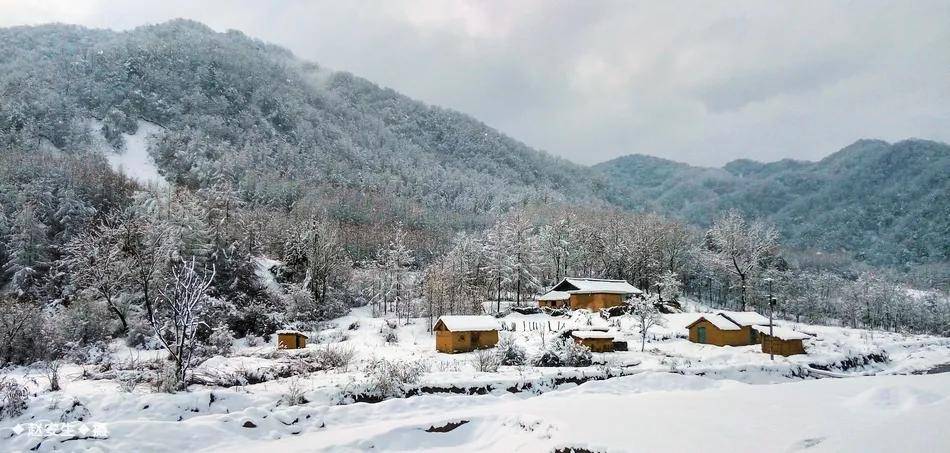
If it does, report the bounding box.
[63,217,132,332]
[153,257,214,389]
[631,294,666,352]
[703,210,779,310]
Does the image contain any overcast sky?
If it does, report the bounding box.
[2,1,948,166]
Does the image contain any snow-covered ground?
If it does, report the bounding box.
[2,304,949,452]
[94,119,167,187]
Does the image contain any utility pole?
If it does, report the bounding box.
[766,277,774,361]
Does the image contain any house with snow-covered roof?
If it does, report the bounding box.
[687,311,810,354]
[433,315,499,353]
[540,277,642,312]
[686,312,763,347]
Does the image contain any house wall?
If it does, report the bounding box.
[574,337,614,352]
[687,320,750,346]
[538,299,568,309]
[277,333,305,349]
[436,330,498,353]
[569,293,624,311]
[761,337,805,356]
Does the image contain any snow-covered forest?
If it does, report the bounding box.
[0,18,949,453]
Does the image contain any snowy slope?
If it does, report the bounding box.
[95,120,167,187]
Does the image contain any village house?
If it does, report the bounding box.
[433,315,500,353]
[716,310,771,345]
[686,311,769,347]
[753,325,810,356]
[276,330,308,349]
[571,330,616,352]
[539,277,642,312]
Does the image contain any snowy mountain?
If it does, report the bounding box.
[1,20,946,269]
[595,139,950,266]
[0,20,621,238]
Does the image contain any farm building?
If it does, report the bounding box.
[546,277,642,311]
[433,315,500,353]
[686,314,747,346]
[276,330,308,349]
[571,330,615,352]
[537,290,570,309]
[753,325,810,356]
[716,310,772,345]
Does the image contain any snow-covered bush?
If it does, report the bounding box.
[380,321,398,343]
[559,339,593,366]
[364,359,427,398]
[531,350,562,367]
[125,314,162,349]
[244,334,263,347]
[201,327,235,357]
[471,349,501,372]
[348,321,360,331]
[280,379,308,406]
[44,360,63,391]
[0,378,28,420]
[532,338,592,367]
[314,345,355,371]
[58,397,90,422]
[153,363,180,393]
[495,336,526,366]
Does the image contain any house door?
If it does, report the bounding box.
[471,332,480,347]
[697,327,707,344]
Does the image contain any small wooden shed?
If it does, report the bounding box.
[433,315,500,353]
[753,325,810,356]
[537,290,570,309]
[276,330,308,349]
[571,330,615,352]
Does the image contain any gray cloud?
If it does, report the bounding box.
[1,0,948,166]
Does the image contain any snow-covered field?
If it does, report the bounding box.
[2,305,949,452]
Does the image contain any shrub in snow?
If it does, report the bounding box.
[152,363,180,394]
[470,349,501,372]
[348,321,360,330]
[0,378,28,420]
[495,336,526,366]
[58,397,90,422]
[559,339,593,367]
[531,350,562,367]
[380,324,398,343]
[364,359,427,398]
[201,327,235,357]
[44,360,63,391]
[314,345,355,371]
[532,338,592,367]
[280,379,308,406]
[125,314,162,350]
[244,334,263,347]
